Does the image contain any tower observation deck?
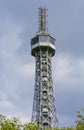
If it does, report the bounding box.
[31,6,58,129]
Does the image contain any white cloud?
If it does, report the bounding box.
[1,100,13,108]
[0,91,14,109]
[53,53,84,88]
[18,63,34,79]
[54,54,73,81]
[0,17,23,53]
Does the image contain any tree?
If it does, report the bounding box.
[76,108,84,130]
[0,114,22,130]
[23,123,39,130]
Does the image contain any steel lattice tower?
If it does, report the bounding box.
[31,6,58,129]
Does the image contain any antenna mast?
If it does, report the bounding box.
[39,6,48,34]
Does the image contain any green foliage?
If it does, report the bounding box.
[23,123,39,130]
[76,109,84,130]
[0,114,22,130]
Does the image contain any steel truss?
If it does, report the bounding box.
[31,49,58,129]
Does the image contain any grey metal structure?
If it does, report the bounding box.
[31,6,58,129]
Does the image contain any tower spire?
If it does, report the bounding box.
[39,6,48,34]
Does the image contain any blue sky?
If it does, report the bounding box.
[0,0,84,127]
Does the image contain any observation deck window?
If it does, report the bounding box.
[31,35,55,46]
[31,36,39,45]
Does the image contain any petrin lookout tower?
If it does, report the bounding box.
[31,6,58,129]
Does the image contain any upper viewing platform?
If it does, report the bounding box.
[31,35,55,46]
[31,6,56,57]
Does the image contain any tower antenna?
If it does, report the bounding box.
[39,6,48,33]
